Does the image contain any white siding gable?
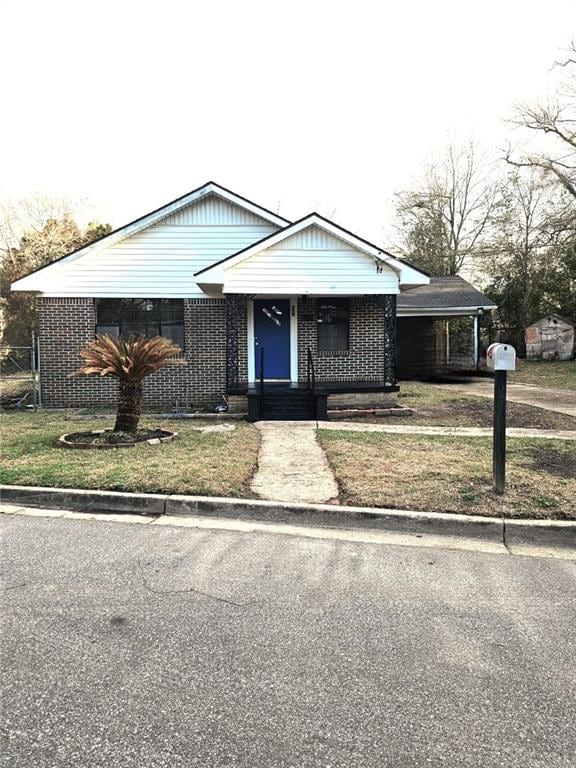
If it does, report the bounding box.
[224,224,399,295]
[16,194,278,298]
[163,196,276,226]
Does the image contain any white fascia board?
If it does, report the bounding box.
[222,287,401,296]
[11,277,40,291]
[196,214,430,286]
[398,305,497,317]
[392,261,430,287]
[11,182,290,293]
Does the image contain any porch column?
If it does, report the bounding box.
[381,294,397,386]
[473,314,480,369]
[225,294,246,389]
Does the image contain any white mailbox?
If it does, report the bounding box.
[487,343,516,371]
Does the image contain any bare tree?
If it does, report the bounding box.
[393,140,498,276]
[506,42,576,201]
[0,195,111,346]
[484,171,566,329]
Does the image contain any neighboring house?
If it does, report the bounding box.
[11,182,496,419]
[525,315,575,361]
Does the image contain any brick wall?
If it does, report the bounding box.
[297,297,388,382]
[37,298,231,408]
[38,295,397,408]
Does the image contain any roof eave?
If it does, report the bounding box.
[398,305,497,316]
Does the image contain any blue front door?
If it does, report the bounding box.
[254,299,291,379]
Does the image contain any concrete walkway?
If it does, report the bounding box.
[251,421,339,504]
[432,378,576,418]
[250,414,576,506]
[320,422,576,440]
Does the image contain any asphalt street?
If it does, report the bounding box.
[1,513,575,768]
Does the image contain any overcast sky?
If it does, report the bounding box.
[1,0,573,245]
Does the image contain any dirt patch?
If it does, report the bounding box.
[349,395,576,430]
[525,445,576,478]
[424,398,576,429]
[396,390,576,430]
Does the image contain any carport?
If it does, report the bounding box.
[396,276,497,378]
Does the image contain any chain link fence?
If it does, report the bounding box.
[0,336,40,409]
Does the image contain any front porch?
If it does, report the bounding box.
[224,294,399,420]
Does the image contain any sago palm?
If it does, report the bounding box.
[76,334,184,433]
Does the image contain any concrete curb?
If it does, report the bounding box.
[0,485,166,516]
[504,518,576,551]
[1,484,575,551]
[165,494,502,540]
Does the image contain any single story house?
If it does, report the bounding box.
[12,182,496,419]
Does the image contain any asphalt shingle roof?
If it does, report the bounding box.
[398,276,497,310]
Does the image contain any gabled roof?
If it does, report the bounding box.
[195,212,429,288]
[397,276,497,313]
[527,313,575,328]
[12,181,290,289]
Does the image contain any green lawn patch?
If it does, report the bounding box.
[318,429,576,520]
[0,411,260,497]
[510,359,576,391]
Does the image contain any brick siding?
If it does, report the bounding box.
[297,297,388,382]
[37,298,230,408]
[38,295,395,408]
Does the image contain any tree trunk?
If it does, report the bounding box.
[114,380,143,433]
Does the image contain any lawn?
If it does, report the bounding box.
[318,429,576,520]
[0,411,260,497]
[509,358,576,391]
[392,382,576,430]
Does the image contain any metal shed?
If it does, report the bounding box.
[525,314,575,361]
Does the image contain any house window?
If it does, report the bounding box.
[317,298,349,351]
[95,299,185,348]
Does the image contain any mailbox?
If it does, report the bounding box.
[487,343,516,371]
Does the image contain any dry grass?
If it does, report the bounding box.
[318,429,576,520]
[0,373,36,400]
[0,411,260,497]
[510,359,576,391]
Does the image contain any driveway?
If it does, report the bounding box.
[2,513,575,767]
[432,378,576,417]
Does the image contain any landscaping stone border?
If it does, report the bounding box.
[1,484,575,552]
[58,429,177,449]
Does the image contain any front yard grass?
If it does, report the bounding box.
[318,429,576,520]
[509,358,576,391]
[0,411,260,497]
[392,382,576,430]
